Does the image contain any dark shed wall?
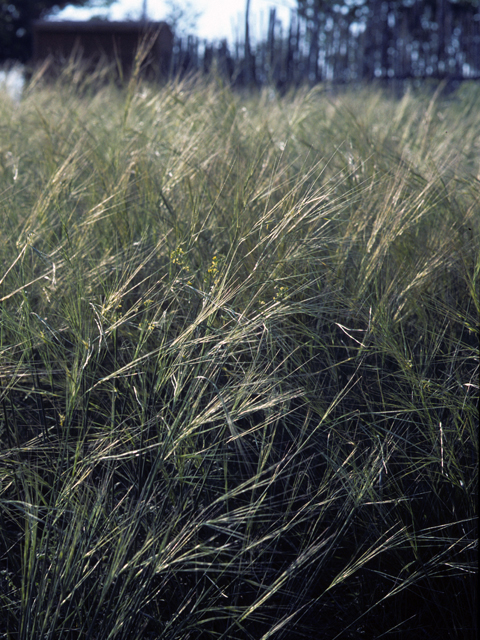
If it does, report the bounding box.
[33,21,173,77]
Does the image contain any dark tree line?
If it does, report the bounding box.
[0,1,111,63]
[294,0,480,81]
[2,0,480,87]
[171,0,480,87]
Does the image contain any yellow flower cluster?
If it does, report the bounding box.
[204,255,221,287]
[207,255,219,275]
[259,284,289,308]
[171,247,190,272]
[273,285,288,301]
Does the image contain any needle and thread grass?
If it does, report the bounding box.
[0,68,478,639]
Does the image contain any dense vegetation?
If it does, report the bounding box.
[0,68,478,639]
[0,0,96,63]
[183,0,480,88]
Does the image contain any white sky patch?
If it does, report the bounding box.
[54,0,297,43]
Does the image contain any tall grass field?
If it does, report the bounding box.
[0,67,478,639]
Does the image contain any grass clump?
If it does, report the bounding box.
[0,73,478,639]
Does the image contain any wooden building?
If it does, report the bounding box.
[32,21,173,79]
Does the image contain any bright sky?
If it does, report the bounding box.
[55,0,297,43]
